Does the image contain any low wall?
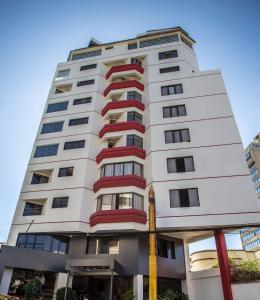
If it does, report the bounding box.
[189,268,260,300]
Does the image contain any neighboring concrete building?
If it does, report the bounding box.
[0,27,259,300]
[190,249,258,272]
[240,134,260,252]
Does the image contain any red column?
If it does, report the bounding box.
[214,230,233,300]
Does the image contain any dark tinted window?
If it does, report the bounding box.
[167,157,194,173]
[77,79,95,86]
[41,121,63,134]
[128,43,137,50]
[64,140,85,150]
[160,66,180,74]
[72,49,102,61]
[158,239,175,259]
[126,134,143,149]
[170,188,199,207]
[58,167,74,177]
[52,197,68,208]
[80,64,97,71]
[31,173,49,184]
[165,129,190,144]
[159,50,178,60]
[34,144,59,158]
[69,117,89,126]
[73,97,92,105]
[163,105,186,118]
[46,101,68,113]
[140,35,178,48]
[23,202,43,216]
[127,91,142,102]
[161,84,183,96]
[127,111,142,124]
[101,161,143,177]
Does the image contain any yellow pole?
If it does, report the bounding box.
[148,185,157,300]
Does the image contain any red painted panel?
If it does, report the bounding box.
[106,64,144,79]
[90,209,147,226]
[93,175,146,192]
[101,100,144,116]
[103,80,144,96]
[99,121,145,138]
[214,231,233,300]
[96,146,146,163]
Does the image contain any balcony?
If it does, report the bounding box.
[96,146,146,163]
[101,100,145,116]
[90,209,147,226]
[106,64,144,80]
[99,121,145,138]
[93,175,146,192]
[103,80,144,97]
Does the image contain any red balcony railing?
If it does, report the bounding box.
[90,209,147,226]
[103,80,144,97]
[96,146,146,163]
[99,121,145,138]
[93,175,146,192]
[101,100,144,116]
[106,64,144,80]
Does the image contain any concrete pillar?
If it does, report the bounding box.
[133,274,143,300]
[0,268,13,295]
[214,231,233,300]
[53,272,73,299]
[183,240,194,300]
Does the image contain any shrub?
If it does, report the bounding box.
[24,278,42,300]
[158,289,188,300]
[122,289,134,300]
[231,260,260,283]
[56,287,77,300]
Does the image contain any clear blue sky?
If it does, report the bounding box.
[0,0,259,245]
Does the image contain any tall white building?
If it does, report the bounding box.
[0,27,259,300]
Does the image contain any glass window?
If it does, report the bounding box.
[64,140,85,150]
[163,105,186,118]
[114,163,124,176]
[118,193,132,209]
[41,121,64,134]
[160,66,180,73]
[69,117,89,126]
[23,202,43,216]
[126,134,143,149]
[71,49,102,61]
[170,188,199,207]
[165,129,190,144]
[58,167,74,177]
[73,97,92,105]
[46,101,68,113]
[167,157,194,173]
[34,144,59,158]
[128,42,138,50]
[52,197,68,208]
[56,69,70,80]
[80,64,97,71]
[77,79,95,86]
[140,35,178,48]
[161,84,183,96]
[31,173,49,184]
[127,111,142,124]
[134,162,142,176]
[124,162,133,175]
[131,58,142,66]
[158,50,178,60]
[127,91,142,102]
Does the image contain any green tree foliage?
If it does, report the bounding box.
[158,289,188,300]
[56,287,77,300]
[24,278,42,300]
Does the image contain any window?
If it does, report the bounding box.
[16,234,69,254]
[77,79,95,87]
[46,101,68,113]
[58,167,74,177]
[163,105,186,118]
[73,97,92,105]
[71,49,102,61]
[80,64,97,71]
[127,91,142,102]
[140,35,179,48]
[97,193,144,211]
[161,84,183,96]
[23,202,43,216]
[126,134,143,149]
[105,46,114,50]
[127,111,142,124]
[56,69,70,80]
[31,171,50,184]
[170,188,199,207]
[55,84,72,94]
[160,66,180,74]
[128,42,137,50]
[34,144,59,158]
[181,36,193,49]
[87,237,119,254]
[167,157,194,173]
[41,121,64,134]
[52,197,68,208]
[159,50,178,60]
[64,140,85,150]
[158,239,175,259]
[69,117,89,126]
[165,129,190,144]
[131,58,142,66]
[100,161,143,177]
